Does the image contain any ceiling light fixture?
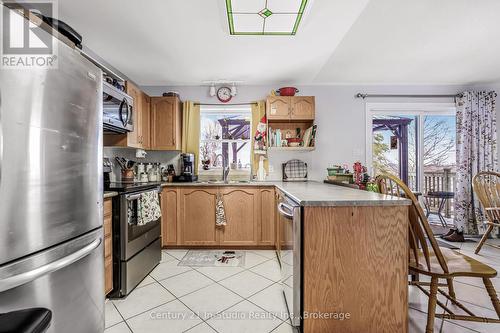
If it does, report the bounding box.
[225,0,310,36]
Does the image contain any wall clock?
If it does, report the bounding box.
[217,86,232,103]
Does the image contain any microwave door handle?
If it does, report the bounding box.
[119,98,129,126]
[0,237,101,293]
[278,202,294,219]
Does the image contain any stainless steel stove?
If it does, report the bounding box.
[104,164,162,298]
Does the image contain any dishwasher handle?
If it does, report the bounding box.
[278,202,295,219]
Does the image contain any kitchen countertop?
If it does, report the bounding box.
[104,191,119,199]
[161,180,410,207]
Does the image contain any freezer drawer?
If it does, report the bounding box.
[0,229,105,333]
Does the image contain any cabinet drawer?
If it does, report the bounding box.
[104,215,112,237]
[104,199,112,217]
[104,236,112,259]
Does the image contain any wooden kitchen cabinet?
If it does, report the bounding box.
[161,188,178,246]
[290,96,315,120]
[179,188,219,245]
[104,81,151,149]
[161,186,277,248]
[219,188,259,246]
[267,96,291,120]
[259,187,275,246]
[151,97,182,151]
[140,91,151,149]
[266,96,315,121]
[103,198,113,295]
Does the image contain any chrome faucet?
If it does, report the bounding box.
[214,153,231,183]
[222,155,230,183]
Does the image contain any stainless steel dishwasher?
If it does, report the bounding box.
[277,195,301,328]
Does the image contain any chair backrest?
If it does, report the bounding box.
[375,174,449,274]
[473,171,500,225]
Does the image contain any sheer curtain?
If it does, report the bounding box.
[454,91,497,234]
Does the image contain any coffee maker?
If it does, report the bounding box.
[173,153,198,182]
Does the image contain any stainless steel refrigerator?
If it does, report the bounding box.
[0,13,104,333]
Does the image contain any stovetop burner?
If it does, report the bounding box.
[104,181,162,193]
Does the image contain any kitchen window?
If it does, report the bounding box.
[198,106,252,181]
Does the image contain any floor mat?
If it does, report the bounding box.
[178,250,246,267]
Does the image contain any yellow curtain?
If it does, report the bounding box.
[251,101,269,175]
[182,101,201,174]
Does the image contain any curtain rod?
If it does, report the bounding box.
[355,93,463,99]
[194,102,258,106]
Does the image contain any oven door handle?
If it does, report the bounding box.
[278,202,294,219]
[126,193,142,201]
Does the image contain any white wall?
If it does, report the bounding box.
[143,84,469,181]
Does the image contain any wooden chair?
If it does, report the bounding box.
[375,174,500,333]
[473,171,500,254]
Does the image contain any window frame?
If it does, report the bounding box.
[198,105,253,179]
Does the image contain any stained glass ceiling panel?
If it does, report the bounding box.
[226,0,309,35]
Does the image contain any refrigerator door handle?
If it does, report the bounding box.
[0,237,101,293]
[0,87,3,185]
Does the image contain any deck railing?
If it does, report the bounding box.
[408,168,455,218]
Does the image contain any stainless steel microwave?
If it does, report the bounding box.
[103,81,134,134]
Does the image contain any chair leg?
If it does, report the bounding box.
[475,224,494,254]
[447,278,456,299]
[426,277,439,333]
[483,278,500,318]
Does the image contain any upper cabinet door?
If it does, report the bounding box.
[125,82,142,148]
[290,96,315,120]
[141,92,151,150]
[267,96,291,120]
[151,97,181,151]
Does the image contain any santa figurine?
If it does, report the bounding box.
[254,115,267,152]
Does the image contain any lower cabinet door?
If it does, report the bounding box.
[161,188,178,246]
[104,255,113,294]
[219,188,259,246]
[259,188,275,246]
[179,188,219,245]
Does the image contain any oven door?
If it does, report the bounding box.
[119,189,161,261]
[103,82,133,134]
[278,199,301,327]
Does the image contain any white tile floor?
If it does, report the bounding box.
[105,245,500,333]
[105,250,295,333]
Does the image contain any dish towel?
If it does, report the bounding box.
[138,190,161,226]
[215,193,227,227]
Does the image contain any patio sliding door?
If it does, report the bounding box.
[367,103,457,197]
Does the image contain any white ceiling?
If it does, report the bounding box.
[58,0,500,86]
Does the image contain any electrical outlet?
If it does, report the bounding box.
[269,165,274,173]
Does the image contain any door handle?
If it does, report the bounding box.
[278,202,294,219]
[0,237,101,292]
[0,88,3,186]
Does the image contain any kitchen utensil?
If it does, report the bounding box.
[115,157,127,170]
[276,87,299,96]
